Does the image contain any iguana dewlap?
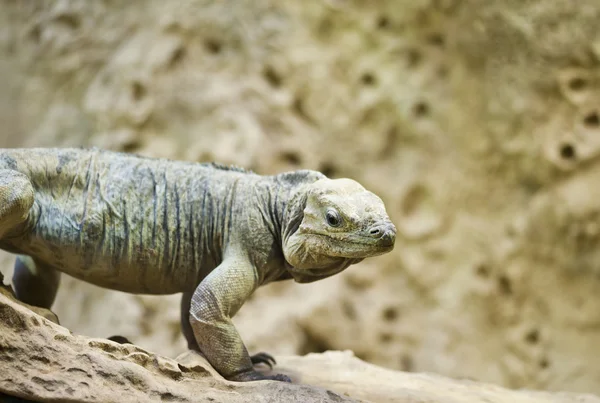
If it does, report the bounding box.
[0,148,396,382]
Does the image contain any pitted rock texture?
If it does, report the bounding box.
[1,291,599,403]
[2,0,600,395]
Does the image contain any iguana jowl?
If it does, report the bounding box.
[0,148,396,382]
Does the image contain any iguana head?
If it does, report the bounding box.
[282,177,396,283]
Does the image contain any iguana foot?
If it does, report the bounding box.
[107,335,133,344]
[250,352,276,369]
[228,369,291,383]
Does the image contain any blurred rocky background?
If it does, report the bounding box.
[1,0,600,395]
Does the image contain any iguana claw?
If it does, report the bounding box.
[250,352,276,369]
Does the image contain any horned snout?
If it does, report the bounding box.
[368,222,396,247]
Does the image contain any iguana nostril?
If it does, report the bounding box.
[370,227,381,236]
[369,224,391,238]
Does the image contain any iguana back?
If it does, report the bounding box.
[0,148,255,294]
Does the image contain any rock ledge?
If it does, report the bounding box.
[0,287,598,403]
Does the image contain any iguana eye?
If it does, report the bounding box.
[325,210,342,227]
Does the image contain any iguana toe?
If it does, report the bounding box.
[250,352,276,369]
[107,335,133,344]
[269,373,292,382]
[228,369,291,383]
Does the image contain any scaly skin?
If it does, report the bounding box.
[0,148,396,382]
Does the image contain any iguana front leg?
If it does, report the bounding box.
[182,291,277,369]
[189,254,291,382]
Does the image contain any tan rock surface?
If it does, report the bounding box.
[1,0,600,395]
[0,289,353,403]
[276,352,600,403]
[2,291,599,403]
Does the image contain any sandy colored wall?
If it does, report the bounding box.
[2,0,600,394]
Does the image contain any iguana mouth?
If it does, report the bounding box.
[309,233,395,256]
[310,233,389,247]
